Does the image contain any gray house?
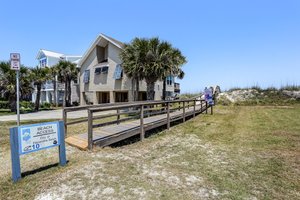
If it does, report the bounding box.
[79,34,179,105]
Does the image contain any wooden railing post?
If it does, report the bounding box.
[62,110,67,137]
[140,105,144,140]
[167,102,170,129]
[200,100,203,113]
[88,109,93,150]
[193,100,196,118]
[206,101,208,114]
[183,101,186,122]
[117,109,120,124]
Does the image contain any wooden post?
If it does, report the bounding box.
[211,105,213,115]
[117,109,120,125]
[205,101,208,114]
[200,101,203,112]
[193,100,196,118]
[183,101,186,122]
[88,109,93,150]
[62,110,67,137]
[167,102,170,129]
[179,102,181,111]
[140,105,144,140]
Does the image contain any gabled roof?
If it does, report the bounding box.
[78,33,124,66]
[36,49,64,59]
[101,33,124,48]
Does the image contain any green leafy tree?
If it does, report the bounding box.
[121,37,186,100]
[0,61,33,112]
[55,60,78,107]
[30,66,51,111]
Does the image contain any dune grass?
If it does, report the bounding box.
[0,105,299,199]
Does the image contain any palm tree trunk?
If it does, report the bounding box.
[9,95,16,113]
[53,76,57,107]
[163,78,166,100]
[146,80,155,100]
[63,81,67,108]
[67,79,72,106]
[132,78,136,101]
[35,84,41,111]
[135,78,139,101]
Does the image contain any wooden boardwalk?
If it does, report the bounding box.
[65,100,211,150]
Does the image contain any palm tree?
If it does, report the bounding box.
[120,38,148,101]
[143,38,186,100]
[121,37,187,101]
[30,66,51,111]
[161,47,187,100]
[55,60,78,107]
[0,61,33,112]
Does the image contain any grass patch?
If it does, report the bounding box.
[0,105,299,199]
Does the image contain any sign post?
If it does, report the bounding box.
[10,121,67,182]
[10,53,21,126]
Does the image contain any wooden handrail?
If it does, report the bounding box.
[63,96,207,141]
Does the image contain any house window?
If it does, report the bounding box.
[113,64,123,79]
[101,66,109,74]
[39,58,47,67]
[95,68,101,74]
[166,76,174,85]
[94,66,109,75]
[83,70,90,83]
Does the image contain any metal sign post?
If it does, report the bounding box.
[10,53,20,126]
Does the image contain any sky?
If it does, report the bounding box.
[0,0,299,93]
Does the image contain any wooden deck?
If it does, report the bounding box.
[66,103,210,150]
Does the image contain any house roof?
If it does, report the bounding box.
[78,33,124,66]
[101,33,124,48]
[36,49,64,59]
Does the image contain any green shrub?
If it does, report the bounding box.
[0,101,10,109]
[41,102,51,109]
[20,101,34,109]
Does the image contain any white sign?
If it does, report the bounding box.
[18,122,60,154]
[10,53,20,70]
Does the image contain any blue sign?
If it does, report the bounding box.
[10,121,66,182]
[18,121,60,155]
[204,88,214,106]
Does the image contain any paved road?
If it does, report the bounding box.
[0,109,113,122]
